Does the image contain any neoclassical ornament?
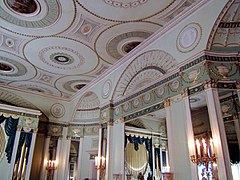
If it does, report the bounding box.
[50,103,65,118]
[113,50,177,99]
[102,79,112,99]
[177,23,202,53]
[103,0,148,8]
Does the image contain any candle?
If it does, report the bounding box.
[210,138,214,155]
[196,139,201,157]
[202,138,207,155]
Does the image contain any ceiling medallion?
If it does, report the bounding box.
[5,38,14,48]
[81,24,93,35]
[177,23,202,53]
[39,46,84,70]
[0,62,14,73]
[5,0,40,16]
[50,53,73,65]
[51,103,65,118]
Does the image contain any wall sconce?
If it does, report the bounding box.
[95,156,106,171]
[190,137,217,172]
[46,160,57,171]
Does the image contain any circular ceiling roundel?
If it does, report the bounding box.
[76,0,180,22]
[0,51,36,81]
[95,22,161,64]
[0,0,76,36]
[24,37,98,75]
[176,23,202,53]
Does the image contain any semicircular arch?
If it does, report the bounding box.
[72,91,100,123]
[112,50,177,100]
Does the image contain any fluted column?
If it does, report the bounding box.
[205,87,233,179]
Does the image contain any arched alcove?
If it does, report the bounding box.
[73,91,100,123]
[112,50,177,100]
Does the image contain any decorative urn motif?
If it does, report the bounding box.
[216,65,230,78]
[188,69,200,82]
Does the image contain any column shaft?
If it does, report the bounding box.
[205,88,233,179]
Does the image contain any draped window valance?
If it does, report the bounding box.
[125,134,153,173]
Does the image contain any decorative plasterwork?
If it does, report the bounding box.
[9,81,62,96]
[56,75,92,95]
[102,79,112,99]
[71,15,104,43]
[76,0,180,22]
[95,22,161,64]
[0,89,37,109]
[0,32,22,53]
[176,23,202,53]
[0,0,76,36]
[51,103,65,118]
[102,0,148,8]
[208,0,240,52]
[110,54,239,121]
[24,37,98,75]
[73,92,100,122]
[0,51,36,82]
[112,50,177,100]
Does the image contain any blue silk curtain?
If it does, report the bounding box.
[125,134,153,172]
[0,114,19,163]
[15,131,32,164]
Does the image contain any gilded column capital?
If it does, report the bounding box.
[204,79,218,89]
[164,99,171,108]
[107,120,114,126]
[33,128,38,133]
[119,117,124,123]
[17,126,22,131]
[181,88,189,98]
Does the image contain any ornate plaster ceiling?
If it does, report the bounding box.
[0,0,204,100]
[208,0,240,52]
